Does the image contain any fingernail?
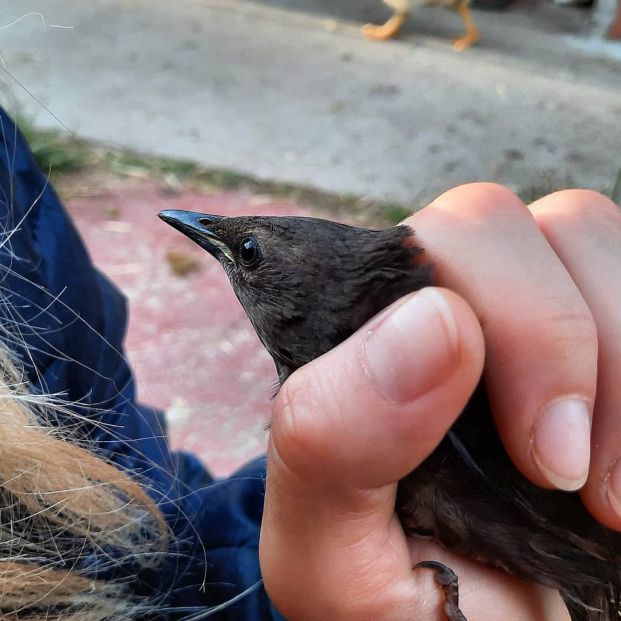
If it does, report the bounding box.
[605,459,621,518]
[532,398,591,491]
[363,289,459,403]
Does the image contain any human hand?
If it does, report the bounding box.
[411,184,621,529]
[259,283,568,620]
[259,184,619,619]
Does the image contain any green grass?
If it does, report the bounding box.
[381,202,415,225]
[610,169,621,204]
[517,170,621,206]
[14,119,620,225]
[196,169,246,189]
[16,117,90,175]
[107,151,202,180]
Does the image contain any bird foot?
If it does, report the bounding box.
[413,560,468,621]
[452,30,480,51]
[361,13,408,40]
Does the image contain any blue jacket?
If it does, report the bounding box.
[0,107,284,620]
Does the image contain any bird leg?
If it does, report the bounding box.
[413,561,468,621]
[362,0,410,40]
[452,0,480,51]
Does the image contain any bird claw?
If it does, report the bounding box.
[413,560,468,621]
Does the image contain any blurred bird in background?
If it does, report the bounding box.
[363,0,480,50]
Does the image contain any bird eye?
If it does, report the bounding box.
[239,237,262,268]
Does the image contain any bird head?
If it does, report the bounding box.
[159,210,430,384]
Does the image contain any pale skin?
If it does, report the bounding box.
[260,184,621,620]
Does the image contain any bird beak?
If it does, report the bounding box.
[158,210,234,262]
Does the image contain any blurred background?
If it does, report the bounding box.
[1,0,620,475]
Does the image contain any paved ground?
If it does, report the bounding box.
[1,0,621,206]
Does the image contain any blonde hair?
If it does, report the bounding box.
[0,341,168,619]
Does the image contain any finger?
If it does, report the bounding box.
[530,190,621,529]
[260,288,485,620]
[405,183,598,491]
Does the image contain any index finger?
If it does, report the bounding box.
[406,183,598,491]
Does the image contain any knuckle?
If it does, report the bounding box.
[432,182,529,222]
[542,304,598,355]
[533,189,621,230]
[272,376,315,467]
[272,368,336,473]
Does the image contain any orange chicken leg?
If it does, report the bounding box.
[453,0,480,50]
[362,0,410,40]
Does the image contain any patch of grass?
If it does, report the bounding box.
[380,202,413,225]
[106,151,251,189]
[196,169,246,189]
[516,171,577,204]
[107,152,202,179]
[106,151,151,172]
[267,181,299,197]
[15,117,90,175]
[160,159,199,178]
[12,111,620,226]
[11,115,415,226]
[610,169,621,204]
[517,169,621,207]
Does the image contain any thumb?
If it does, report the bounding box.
[260,287,485,620]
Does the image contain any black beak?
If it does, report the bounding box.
[158,210,229,260]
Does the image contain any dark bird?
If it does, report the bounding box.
[159,209,621,621]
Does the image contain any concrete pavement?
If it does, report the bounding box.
[1,0,620,206]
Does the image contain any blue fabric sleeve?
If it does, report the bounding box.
[0,107,285,620]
